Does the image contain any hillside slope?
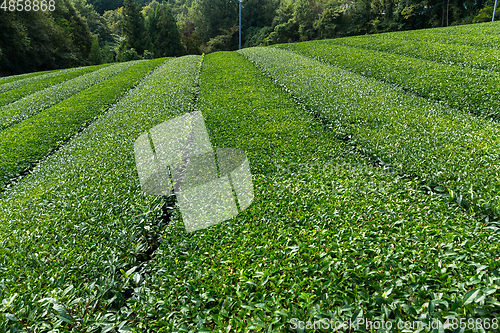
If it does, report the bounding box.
[1,22,499,332]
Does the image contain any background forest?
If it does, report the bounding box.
[1,0,499,75]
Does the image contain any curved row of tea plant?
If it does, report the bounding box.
[116,51,500,331]
[418,21,500,35]
[0,65,105,107]
[0,58,166,189]
[0,62,133,131]
[0,69,66,93]
[377,21,500,49]
[276,42,500,120]
[0,56,201,331]
[0,68,62,86]
[243,47,500,221]
[325,36,500,72]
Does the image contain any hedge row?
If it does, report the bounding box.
[0,55,201,331]
[115,51,499,331]
[421,21,500,35]
[276,42,500,120]
[376,21,500,49]
[0,62,134,131]
[0,58,167,189]
[0,65,102,107]
[0,68,65,87]
[243,46,500,223]
[324,35,500,72]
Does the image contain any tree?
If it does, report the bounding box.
[294,0,321,41]
[145,1,185,56]
[179,21,202,54]
[342,0,373,35]
[191,0,238,44]
[117,47,141,61]
[240,0,278,47]
[314,1,344,38]
[53,0,94,61]
[241,0,278,32]
[122,0,150,55]
[71,0,113,44]
[89,36,103,64]
[473,5,500,22]
[89,0,123,14]
[207,25,239,51]
[145,1,161,39]
[102,42,116,62]
[103,7,125,35]
[264,0,298,45]
[152,2,186,56]
[0,1,92,75]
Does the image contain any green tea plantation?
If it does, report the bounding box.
[1,21,500,333]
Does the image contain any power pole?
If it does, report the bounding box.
[239,0,243,49]
[493,0,498,22]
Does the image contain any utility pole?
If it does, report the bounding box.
[239,0,243,50]
[493,0,498,22]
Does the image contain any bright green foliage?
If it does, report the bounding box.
[182,0,499,51]
[0,56,200,331]
[0,68,79,95]
[2,22,500,331]
[425,21,500,35]
[119,51,499,330]
[0,69,65,89]
[363,21,500,49]
[118,48,142,62]
[0,65,106,107]
[322,34,500,72]
[0,62,134,131]
[0,58,166,188]
[276,41,500,120]
[89,36,103,65]
[0,73,39,86]
[242,46,500,221]
[474,6,500,23]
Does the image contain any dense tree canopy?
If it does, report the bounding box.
[1,0,498,75]
[147,2,186,57]
[0,0,93,75]
[122,0,151,54]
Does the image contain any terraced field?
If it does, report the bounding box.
[1,22,499,332]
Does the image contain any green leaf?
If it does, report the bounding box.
[462,289,480,305]
[57,312,74,324]
[133,272,142,285]
[428,300,435,314]
[4,313,18,322]
[483,287,497,295]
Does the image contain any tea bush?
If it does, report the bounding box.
[0,65,106,107]
[0,58,167,189]
[242,46,500,224]
[276,42,500,121]
[0,62,135,131]
[118,51,500,331]
[322,36,500,72]
[0,55,200,331]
